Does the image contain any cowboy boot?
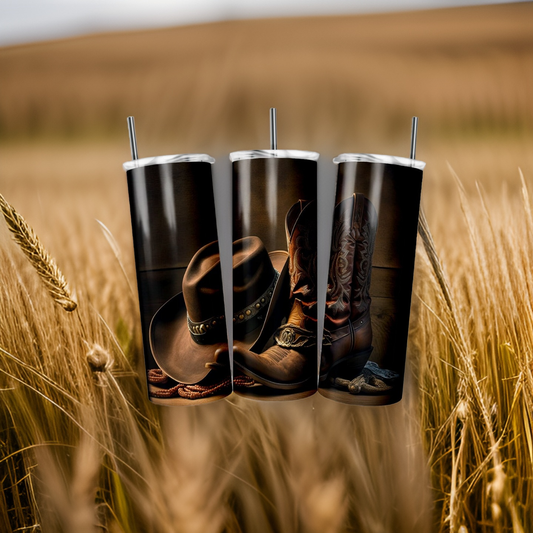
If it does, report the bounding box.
[319,193,378,385]
[233,200,317,390]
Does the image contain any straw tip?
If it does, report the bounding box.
[127,116,138,160]
[269,108,277,150]
[409,116,418,160]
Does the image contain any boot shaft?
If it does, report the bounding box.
[325,195,358,330]
[351,193,378,319]
[285,199,318,320]
[321,193,378,382]
[325,193,377,331]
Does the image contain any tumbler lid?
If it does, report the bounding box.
[333,153,425,170]
[123,153,215,171]
[230,150,319,162]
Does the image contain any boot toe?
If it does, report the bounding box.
[234,344,314,389]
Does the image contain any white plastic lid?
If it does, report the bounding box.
[123,153,215,171]
[333,153,425,170]
[230,150,319,162]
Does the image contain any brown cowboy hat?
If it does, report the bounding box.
[149,236,288,385]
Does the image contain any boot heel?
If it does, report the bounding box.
[320,347,373,385]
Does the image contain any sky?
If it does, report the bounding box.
[1,0,521,47]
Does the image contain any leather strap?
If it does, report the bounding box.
[327,310,371,346]
[187,314,225,345]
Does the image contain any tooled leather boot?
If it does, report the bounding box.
[319,193,378,386]
[233,199,317,390]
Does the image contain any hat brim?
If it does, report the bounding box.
[149,249,288,385]
[268,250,289,276]
[149,292,229,385]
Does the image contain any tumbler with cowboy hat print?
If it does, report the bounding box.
[318,118,425,406]
[123,117,230,405]
[230,108,320,401]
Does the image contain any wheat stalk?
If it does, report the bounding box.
[0,194,77,312]
[418,202,511,530]
[418,208,454,313]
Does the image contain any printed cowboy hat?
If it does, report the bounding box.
[149,236,288,385]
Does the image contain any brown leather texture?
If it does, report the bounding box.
[233,199,318,389]
[333,162,423,377]
[149,236,286,385]
[321,193,378,379]
[320,162,423,406]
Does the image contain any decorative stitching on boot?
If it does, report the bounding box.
[327,204,357,319]
[289,218,316,299]
[352,194,378,314]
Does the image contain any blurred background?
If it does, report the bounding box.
[1,0,532,277]
[2,0,522,47]
[1,2,533,531]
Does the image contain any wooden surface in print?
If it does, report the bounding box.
[233,158,317,252]
[322,162,422,405]
[127,162,229,403]
[232,157,318,398]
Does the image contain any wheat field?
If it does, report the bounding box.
[0,3,533,532]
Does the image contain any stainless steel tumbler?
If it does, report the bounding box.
[123,154,231,405]
[318,153,425,405]
[230,150,319,401]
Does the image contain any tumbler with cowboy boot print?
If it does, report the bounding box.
[319,153,425,406]
[123,153,232,405]
[230,143,319,400]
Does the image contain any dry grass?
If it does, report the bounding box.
[413,168,533,533]
[0,223,432,531]
[0,3,533,532]
[1,3,532,155]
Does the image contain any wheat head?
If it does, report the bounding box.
[0,193,77,312]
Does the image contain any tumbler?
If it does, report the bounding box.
[230,149,319,400]
[123,153,231,405]
[318,153,425,405]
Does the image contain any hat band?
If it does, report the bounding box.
[187,270,279,345]
[187,314,226,345]
[233,270,279,327]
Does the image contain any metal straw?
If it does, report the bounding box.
[410,116,418,160]
[270,108,277,150]
[127,116,139,160]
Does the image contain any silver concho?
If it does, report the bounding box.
[277,327,295,347]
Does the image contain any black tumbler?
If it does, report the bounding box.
[318,153,425,405]
[123,154,231,405]
[230,150,319,401]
